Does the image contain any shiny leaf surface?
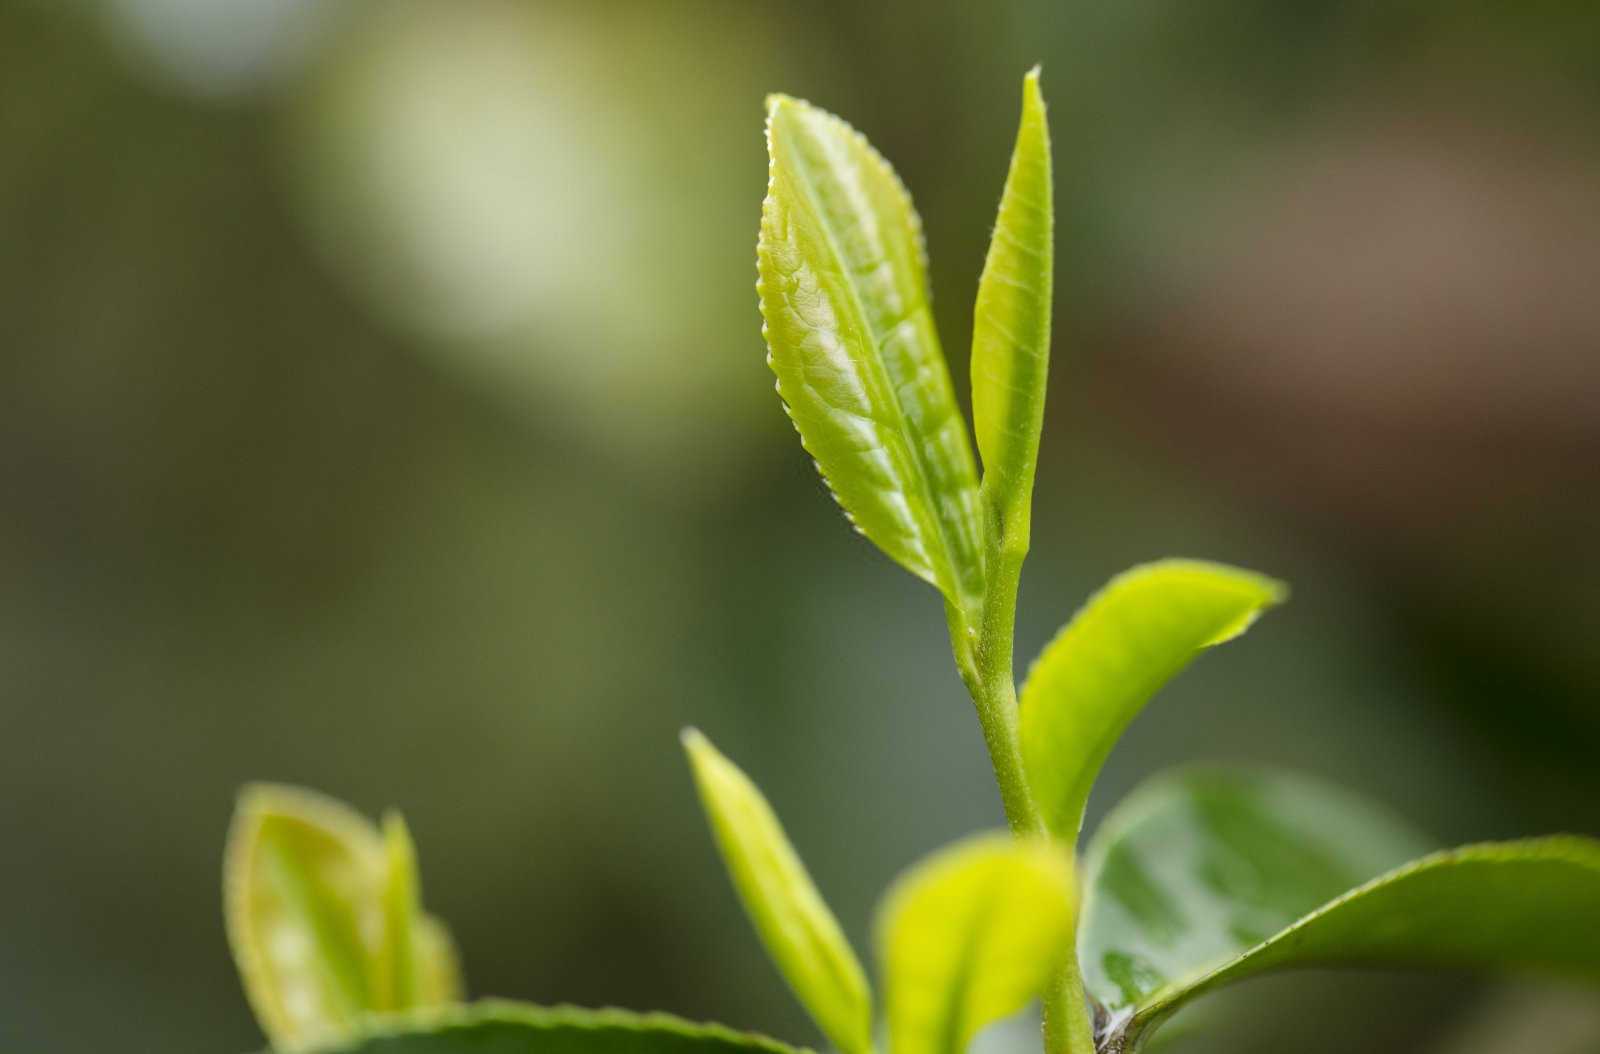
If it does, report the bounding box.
[877,834,1076,1054]
[1080,767,1600,1050]
[291,1000,808,1054]
[1019,560,1285,842]
[682,730,873,1054]
[971,68,1052,548]
[759,94,985,611]
[226,784,462,1049]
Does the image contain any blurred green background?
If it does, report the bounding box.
[3,1,1598,1051]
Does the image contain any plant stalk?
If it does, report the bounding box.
[948,506,1097,1054]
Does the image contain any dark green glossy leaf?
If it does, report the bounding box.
[226,785,462,1049]
[971,67,1052,550]
[759,94,985,612]
[877,834,1077,1054]
[1019,561,1285,842]
[1080,767,1600,1051]
[681,730,873,1054]
[289,1000,809,1054]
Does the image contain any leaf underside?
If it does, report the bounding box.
[877,835,1077,1054]
[1019,560,1285,843]
[286,1000,810,1054]
[682,730,873,1054]
[759,94,984,611]
[971,67,1053,542]
[1079,766,1600,1051]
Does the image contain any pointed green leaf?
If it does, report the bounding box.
[682,730,873,1054]
[877,834,1077,1054]
[285,1000,810,1054]
[971,67,1052,549]
[1079,767,1600,1051]
[225,784,463,1049]
[1019,560,1285,842]
[375,812,415,1012]
[759,94,985,612]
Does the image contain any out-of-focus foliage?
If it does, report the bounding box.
[224,785,460,1049]
[1080,769,1600,1049]
[286,1002,809,1054]
[3,1,1599,1053]
[682,731,872,1054]
[877,836,1076,1054]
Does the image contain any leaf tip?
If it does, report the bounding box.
[1201,566,1289,645]
[764,93,811,131]
[382,808,416,861]
[680,726,712,762]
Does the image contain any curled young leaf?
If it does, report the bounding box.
[877,834,1077,1054]
[225,784,462,1049]
[287,1000,810,1054]
[682,729,873,1054]
[1079,767,1600,1051]
[971,68,1052,552]
[376,812,461,1013]
[759,94,985,613]
[1019,560,1285,842]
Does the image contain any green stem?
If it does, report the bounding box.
[1042,961,1095,1054]
[947,506,1097,1054]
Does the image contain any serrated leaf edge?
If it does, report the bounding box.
[756,94,983,612]
[1093,829,1600,1048]
[278,999,813,1054]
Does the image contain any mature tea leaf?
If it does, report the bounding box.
[759,94,985,612]
[682,730,873,1054]
[225,784,462,1049]
[877,835,1076,1054]
[1019,560,1284,842]
[971,68,1052,549]
[1080,767,1600,1051]
[289,1000,809,1054]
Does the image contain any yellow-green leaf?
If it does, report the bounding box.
[971,68,1052,552]
[682,730,873,1054]
[1020,560,1285,842]
[877,835,1077,1054]
[759,94,985,612]
[225,784,463,1049]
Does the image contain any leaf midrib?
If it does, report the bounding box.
[772,109,981,616]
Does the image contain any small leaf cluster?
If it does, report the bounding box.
[221,71,1600,1054]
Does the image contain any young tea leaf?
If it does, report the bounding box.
[376,812,463,1012]
[377,813,416,1012]
[286,1000,810,1054]
[759,94,985,613]
[225,784,462,1049]
[682,730,873,1054]
[877,834,1076,1054]
[1080,767,1600,1051]
[1019,560,1285,842]
[971,68,1052,552]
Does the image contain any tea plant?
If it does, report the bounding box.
[223,71,1600,1054]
